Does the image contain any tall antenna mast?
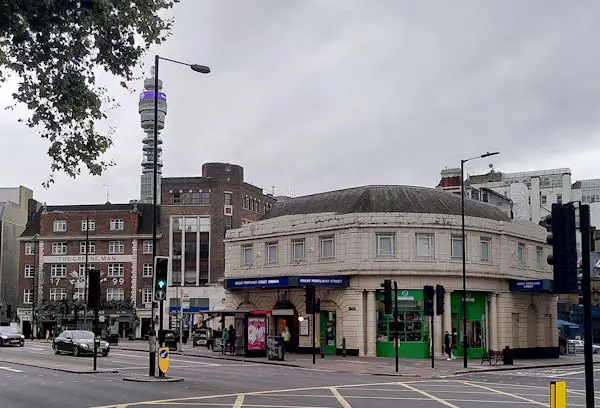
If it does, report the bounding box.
[103,184,110,203]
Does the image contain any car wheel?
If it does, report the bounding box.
[73,347,79,357]
[19,340,24,347]
[102,351,109,357]
[53,344,60,354]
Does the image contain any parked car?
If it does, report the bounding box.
[567,339,600,354]
[0,326,25,347]
[52,330,110,357]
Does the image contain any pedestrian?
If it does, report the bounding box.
[206,327,213,350]
[444,330,452,360]
[282,326,291,352]
[221,328,228,355]
[228,325,236,356]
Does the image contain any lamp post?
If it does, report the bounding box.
[150,55,210,377]
[460,151,499,369]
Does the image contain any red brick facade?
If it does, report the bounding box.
[17,203,158,338]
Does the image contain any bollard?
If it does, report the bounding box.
[342,338,347,357]
[550,380,566,408]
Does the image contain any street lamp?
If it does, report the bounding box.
[150,55,210,377]
[460,151,499,369]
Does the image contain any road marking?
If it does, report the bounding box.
[397,382,460,408]
[0,366,24,373]
[233,394,245,408]
[461,381,546,406]
[329,387,352,408]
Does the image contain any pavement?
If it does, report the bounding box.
[105,338,600,377]
[0,341,599,407]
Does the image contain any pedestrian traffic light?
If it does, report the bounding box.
[306,285,316,314]
[381,279,392,315]
[423,285,434,316]
[546,203,578,294]
[87,269,100,309]
[435,284,445,315]
[154,256,170,302]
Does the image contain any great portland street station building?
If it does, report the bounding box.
[223,185,558,359]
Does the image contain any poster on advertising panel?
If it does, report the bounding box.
[247,316,266,351]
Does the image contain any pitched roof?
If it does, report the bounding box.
[20,203,156,237]
[261,185,510,221]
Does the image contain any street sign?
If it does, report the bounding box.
[158,347,170,374]
[155,289,166,301]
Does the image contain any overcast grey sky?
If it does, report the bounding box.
[1,1,599,205]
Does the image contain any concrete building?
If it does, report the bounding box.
[0,186,38,324]
[159,162,276,332]
[17,203,158,339]
[223,185,558,359]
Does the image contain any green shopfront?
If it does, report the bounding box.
[376,289,430,358]
[450,291,487,359]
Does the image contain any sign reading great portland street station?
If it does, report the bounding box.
[42,255,134,263]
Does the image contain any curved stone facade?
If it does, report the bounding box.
[224,209,557,359]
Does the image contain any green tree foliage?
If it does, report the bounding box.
[0,0,180,186]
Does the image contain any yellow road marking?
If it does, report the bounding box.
[233,394,245,408]
[461,381,547,406]
[397,382,460,408]
[329,387,352,408]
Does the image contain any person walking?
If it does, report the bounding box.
[206,327,214,350]
[221,328,228,355]
[444,330,452,360]
[282,326,291,352]
[228,325,237,356]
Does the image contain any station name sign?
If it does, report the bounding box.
[225,275,349,290]
[509,279,553,292]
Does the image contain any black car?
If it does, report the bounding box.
[52,330,110,357]
[0,326,25,347]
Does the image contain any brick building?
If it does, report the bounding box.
[17,203,158,339]
[159,162,276,331]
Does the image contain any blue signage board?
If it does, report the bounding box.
[509,279,553,292]
[225,277,289,289]
[297,276,349,288]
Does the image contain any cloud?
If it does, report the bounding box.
[0,0,599,204]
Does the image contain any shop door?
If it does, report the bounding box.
[320,311,336,355]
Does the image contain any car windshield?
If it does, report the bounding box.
[72,331,94,340]
[0,327,18,334]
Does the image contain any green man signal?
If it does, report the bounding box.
[154,256,170,302]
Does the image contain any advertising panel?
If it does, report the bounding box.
[247,316,266,351]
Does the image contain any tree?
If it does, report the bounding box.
[0,0,180,186]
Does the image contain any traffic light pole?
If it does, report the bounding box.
[394,281,398,373]
[580,204,595,408]
[159,298,165,377]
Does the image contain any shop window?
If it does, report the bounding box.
[376,234,396,258]
[377,308,429,343]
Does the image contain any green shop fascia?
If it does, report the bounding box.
[376,288,430,358]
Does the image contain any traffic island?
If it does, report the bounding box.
[123,374,183,383]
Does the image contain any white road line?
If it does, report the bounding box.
[461,381,547,406]
[329,387,352,408]
[232,394,245,408]
[0,366,24,373]
[397,382,460,408]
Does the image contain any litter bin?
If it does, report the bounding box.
[164,331,178,351]
[109,333,119,346]
[503,346,514,365]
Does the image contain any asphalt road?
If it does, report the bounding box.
[0,342,598,408]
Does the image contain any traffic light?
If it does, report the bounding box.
[435,284,445,315]
[87,269,100,309]
[423,285,434,316]
[306,285,315,314]
[546,203,578,294]
[154,256,170,302]
[381,279,392,315]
